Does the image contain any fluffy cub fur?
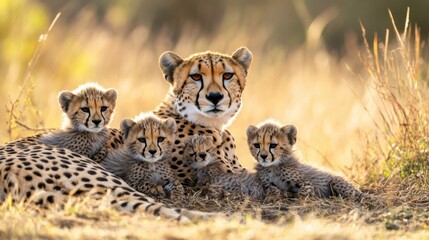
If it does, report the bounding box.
[184,136,265,200]
[39,83,117,162]
[247,120,363,201]
[101,113,185,201]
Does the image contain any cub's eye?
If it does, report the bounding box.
[80,107,90,113]
[100,106,108,112]
[138,137,146,143]
[223,72,234,80]
[157,137,165,143]
[253,143,260,149]
[270,143,278,149]
[190,74,202,81]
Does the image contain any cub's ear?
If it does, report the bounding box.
[183,138,193,151]
[206,136,216,149]
[159,51,183,84]
[232,47,253,72]
[206,136,215,144]
[120,119,136,139]
[162,118,177,138]
[246,125,258,140]
[281,124,297,145]
[58,91,75,113]
[104,88,118,105]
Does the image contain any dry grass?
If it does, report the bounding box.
[1,4,429,240]
[0,192,428,239]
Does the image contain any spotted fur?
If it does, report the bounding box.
[154,47,253,185]
[0,47,253,222]
[38,83,121,162]
[0,80,215,222]
[0,137,210,222]
[102,113,185,201]
[247,120,363,201]
[184,136,264,199]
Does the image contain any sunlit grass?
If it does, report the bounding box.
[1,196,429,240]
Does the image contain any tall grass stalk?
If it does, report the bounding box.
[6,13,60,140]
[356,8,429,188]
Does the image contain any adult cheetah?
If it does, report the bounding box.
[247,120,363,201]
[154,47,252,185]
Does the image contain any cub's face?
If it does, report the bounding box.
[184,136,216,169]
[59,83,117,133]
[246,122,297,167]
[159,47,252,128]
[121,115,176,163]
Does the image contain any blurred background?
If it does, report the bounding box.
[1,0,428,174]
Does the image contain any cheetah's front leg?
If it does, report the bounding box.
[297,180,317,199]
[203,184,230,198]
[165,180,185,202]
[259,175,282,202]
[130,181,166,198]
[92,147,109,163]
[263,186,282,203]
[281,167,316,199]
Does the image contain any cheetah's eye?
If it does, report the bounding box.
[100,106,108,112]
[190,74,202,81]
[80,107,90,113]
[270,144,278,149]
[157,137,165,143]
[253,143,260,149]
[223,72,234,80]
[138,137,146,143]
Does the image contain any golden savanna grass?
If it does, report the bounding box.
[1,3,429,239]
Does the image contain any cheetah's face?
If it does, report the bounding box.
[59,83,117,133]
[121,114,176,163]
[247,122,297,167]
[159,47,252,128]
[184,136,215,169]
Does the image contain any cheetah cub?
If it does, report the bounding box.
[101,113,185,201]
[184,135,266,200]
[247,120,363,201]
[39,83,118,162]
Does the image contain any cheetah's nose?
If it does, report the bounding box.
[260,154,268,160]
[92,119,102,126]
[290,183,301,194]
[149,149,157,155]
[206,92,223,105]
[199,153,207,159]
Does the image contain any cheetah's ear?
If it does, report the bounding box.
[281,124,297,145]
[206,136,215,144]
[120,119,136,139]
[206,136,216,149]
[162,118,177,138]
[159,51,183,84]
[58,91,75,113]
[232,47,253,72]
[246,125,258,140]
[104,88,118,107]
[183,138,194,152]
